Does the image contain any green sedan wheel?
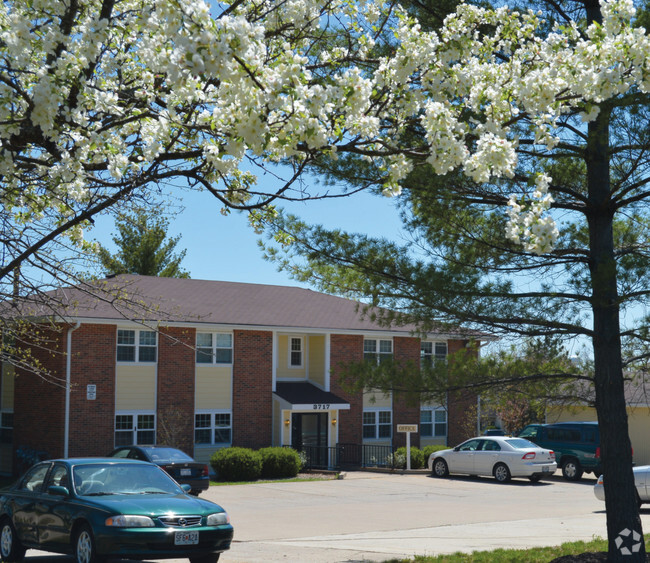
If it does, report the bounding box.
[0,518,26,563]
[74,524,103,563]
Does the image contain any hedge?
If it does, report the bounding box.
[210,447,262,482]
[422,444,450,462]
[258,447,301,479]
[392,446,425,469]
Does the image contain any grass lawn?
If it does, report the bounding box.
[210,471,339,486]
[380,536,643,562]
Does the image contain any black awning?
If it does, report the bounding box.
[274,381,350,410]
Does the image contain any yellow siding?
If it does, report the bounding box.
[363,439,392,447]
[115,365,156,410]
[420,437,447,447]
[628,407,650,466]
[195,366,231,410]
[308,335,325,387]
[276,335,306,380]
[363,390,392,408]
[282,409,292,445]
[547,406,596,423]
[272,400,280,446]
[1,364,14,410]
[193,445,225,475]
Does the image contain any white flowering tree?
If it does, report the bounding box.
[2,0,650,557]
[0,0,394,301]
[258,0,650,559]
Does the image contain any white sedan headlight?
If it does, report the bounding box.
[105,515,155,527]
[207,512,230,526]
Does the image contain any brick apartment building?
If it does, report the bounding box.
[0,275,482,476]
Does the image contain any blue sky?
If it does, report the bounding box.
[89,185,407,288]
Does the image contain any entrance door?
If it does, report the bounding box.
[292,413,328,468]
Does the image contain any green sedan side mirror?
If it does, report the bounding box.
[181,484,192,493]
[48,485,70,497]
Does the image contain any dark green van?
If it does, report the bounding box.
[517,422,601,481]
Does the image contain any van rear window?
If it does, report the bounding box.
[546,428,581,442]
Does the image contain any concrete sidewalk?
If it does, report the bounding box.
[234,513,608,562]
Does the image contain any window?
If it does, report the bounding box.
[115,413,155,446]
[420,341,447,368]
[289,337,303,367]
[18,463,49,492]
[420,407,447,438]
[364,339,392,364]
[196,333,233,364]
[117,329,157,363]
[0,411,13,444]
[47,464,70,489]
[363,410,392,439]
[195,412,232,444]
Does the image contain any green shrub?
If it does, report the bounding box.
[210,447,262,482]
[422,444,450,462]
[393,446,425,469]
[258,447,301,479]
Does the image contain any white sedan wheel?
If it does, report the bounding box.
[493,463,511,483]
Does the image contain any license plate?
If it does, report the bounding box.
[175,531,199,545]
[180,468,191,476]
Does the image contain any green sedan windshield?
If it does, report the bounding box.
[73,463,183,496]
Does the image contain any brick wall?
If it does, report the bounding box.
[157,326,195,454]
[446,339,479,446]
[392,336,421,448]
[232,330,273,449]
[329,334,364,444]
[68,324,116,457]
[14,324,67,469]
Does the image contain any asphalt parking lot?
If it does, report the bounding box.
[26,470,647,563]
[214,470,610,562]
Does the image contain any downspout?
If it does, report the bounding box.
[64,322,81,458]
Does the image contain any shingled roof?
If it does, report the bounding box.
[10,274,478,338]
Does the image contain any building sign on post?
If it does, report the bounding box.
[397,425,418,470]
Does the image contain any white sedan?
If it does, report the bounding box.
[594,466,649,506]
[428,436,557,483]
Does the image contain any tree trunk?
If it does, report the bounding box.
[587,106,645,560]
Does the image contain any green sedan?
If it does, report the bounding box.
[0,458,233,563]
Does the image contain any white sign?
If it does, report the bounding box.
[86,384,97,400]
[396,425,418,470]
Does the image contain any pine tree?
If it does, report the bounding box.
[97,209,190,278]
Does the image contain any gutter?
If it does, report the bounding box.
[64,322,81,458]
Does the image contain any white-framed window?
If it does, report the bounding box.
[195,411,232,444]
[420,407,447,438]
[289,336,303,368]
[0,410,13,444]
[196,332,233,364]
[114,412,155,446]
[117,329,157,363]
[420,341,447,367]
[364,338,393,364]
[363,409,392,439]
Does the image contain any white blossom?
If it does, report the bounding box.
[1,0,648,256]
